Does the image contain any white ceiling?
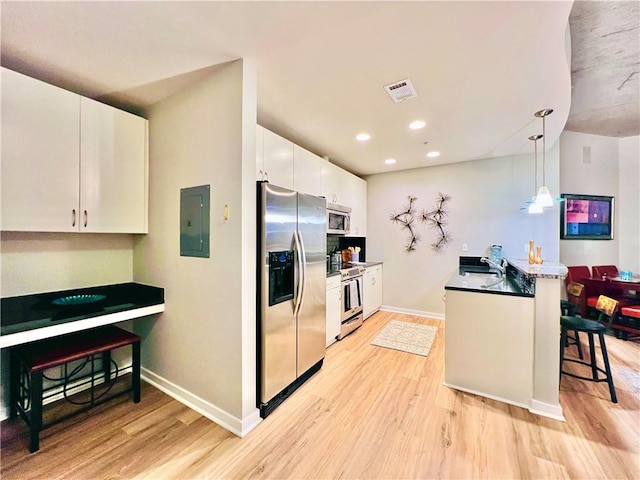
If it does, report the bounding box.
[565,0,640,138]
[1,1,576,176]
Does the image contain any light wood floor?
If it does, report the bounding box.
[2,311,639,479]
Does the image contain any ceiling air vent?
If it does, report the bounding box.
[383,78,418,103]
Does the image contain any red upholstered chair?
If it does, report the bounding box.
[565,266,596,317]
[592,265,619,279]
[566,266,592,284]
[617,305,640,339]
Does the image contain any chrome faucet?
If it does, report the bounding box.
[480,256,507,278]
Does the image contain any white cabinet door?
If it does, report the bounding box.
[293,144,323,196]
[80,98,148,233]
[347,176,367,237]
[263,128,293,189]
[326,276,342,347]
[322,162,352,206]
[256,124,265,181]
[364,265,383,319]
[1,67,80,232]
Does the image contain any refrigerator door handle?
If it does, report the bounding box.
[297,231,307,314]
[293,231,304,316]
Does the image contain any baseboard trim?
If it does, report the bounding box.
[381,305,445,321]
[141,367,262,437]
[443,381,531,411]
[529,398,565,422]
[443,381,565,422]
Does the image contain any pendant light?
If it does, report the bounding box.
[527,134,544,214]
[534,108,554,208]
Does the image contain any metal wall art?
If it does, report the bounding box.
[390,193,452,252]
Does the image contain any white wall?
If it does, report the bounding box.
[618,136,640,272]
[365,145,560,317]
[0,232,134,296]
[0,232,135,418]
[132,60,259,435]
[559,131,639,271]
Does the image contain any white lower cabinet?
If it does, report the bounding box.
[363,264,383,319]
[326,275,342,347]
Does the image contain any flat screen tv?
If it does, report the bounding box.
[560,194,614,240]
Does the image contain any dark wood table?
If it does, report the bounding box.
[580,277,640,301]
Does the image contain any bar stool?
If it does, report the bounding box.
[562,286,585,359]
[559,296,618,403]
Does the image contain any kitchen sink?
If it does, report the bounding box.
[463,271,498,277]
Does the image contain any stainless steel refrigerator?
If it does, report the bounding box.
[257,181,326,418]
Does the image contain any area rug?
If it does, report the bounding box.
[613,366,640,395]
[371,320,438,357]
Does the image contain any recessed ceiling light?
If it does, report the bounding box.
[356,133,371,141]
[409,120,426,130]
[384,159,396,165]
[426,151,440,158]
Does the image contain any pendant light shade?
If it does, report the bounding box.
[535,185,554,207]
[528,202,544,214]
[534,108,554,208]
[526,134,544,214]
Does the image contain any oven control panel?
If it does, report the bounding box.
[340,266,365,280]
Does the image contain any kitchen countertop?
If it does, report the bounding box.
[507,259,568,279]
[1,282,164,348]
[445,271,533,297]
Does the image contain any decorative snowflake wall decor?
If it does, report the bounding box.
[390,193,452,252]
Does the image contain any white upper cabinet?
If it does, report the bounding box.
[1,68,148,233]
[260,128,293,189]
[256,124,265,180]
[321,162,346,205]
[1,67,81,232]
[348,175,367,237]
[322,161,367,236]
[256,125,365,228]
[80,97,148,233]
[293,144,323,197]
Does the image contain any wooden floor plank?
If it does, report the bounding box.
[2,310,638,479]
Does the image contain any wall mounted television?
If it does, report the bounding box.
[560,194,614,240]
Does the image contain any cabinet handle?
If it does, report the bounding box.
[264,171,269,182]
[83,210,88,228]
[72,209,76,227]
[259,169,264,181]
[372,278,376,285]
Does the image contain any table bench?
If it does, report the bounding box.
[9,325,141,452]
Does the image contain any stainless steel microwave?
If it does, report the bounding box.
[327,203,351,235]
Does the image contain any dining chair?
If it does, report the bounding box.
[592,265,619,280]
[565,267,596,317]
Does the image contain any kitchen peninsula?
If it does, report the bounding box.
[444,257,567,421]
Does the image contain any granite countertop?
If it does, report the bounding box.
[1,282,164,344]
[445,271,533,297]
[507,259,568,279]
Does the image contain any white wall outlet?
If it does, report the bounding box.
[462,243,469,252]
[524,243,529,253]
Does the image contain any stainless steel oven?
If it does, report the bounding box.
[338,265,364,339]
